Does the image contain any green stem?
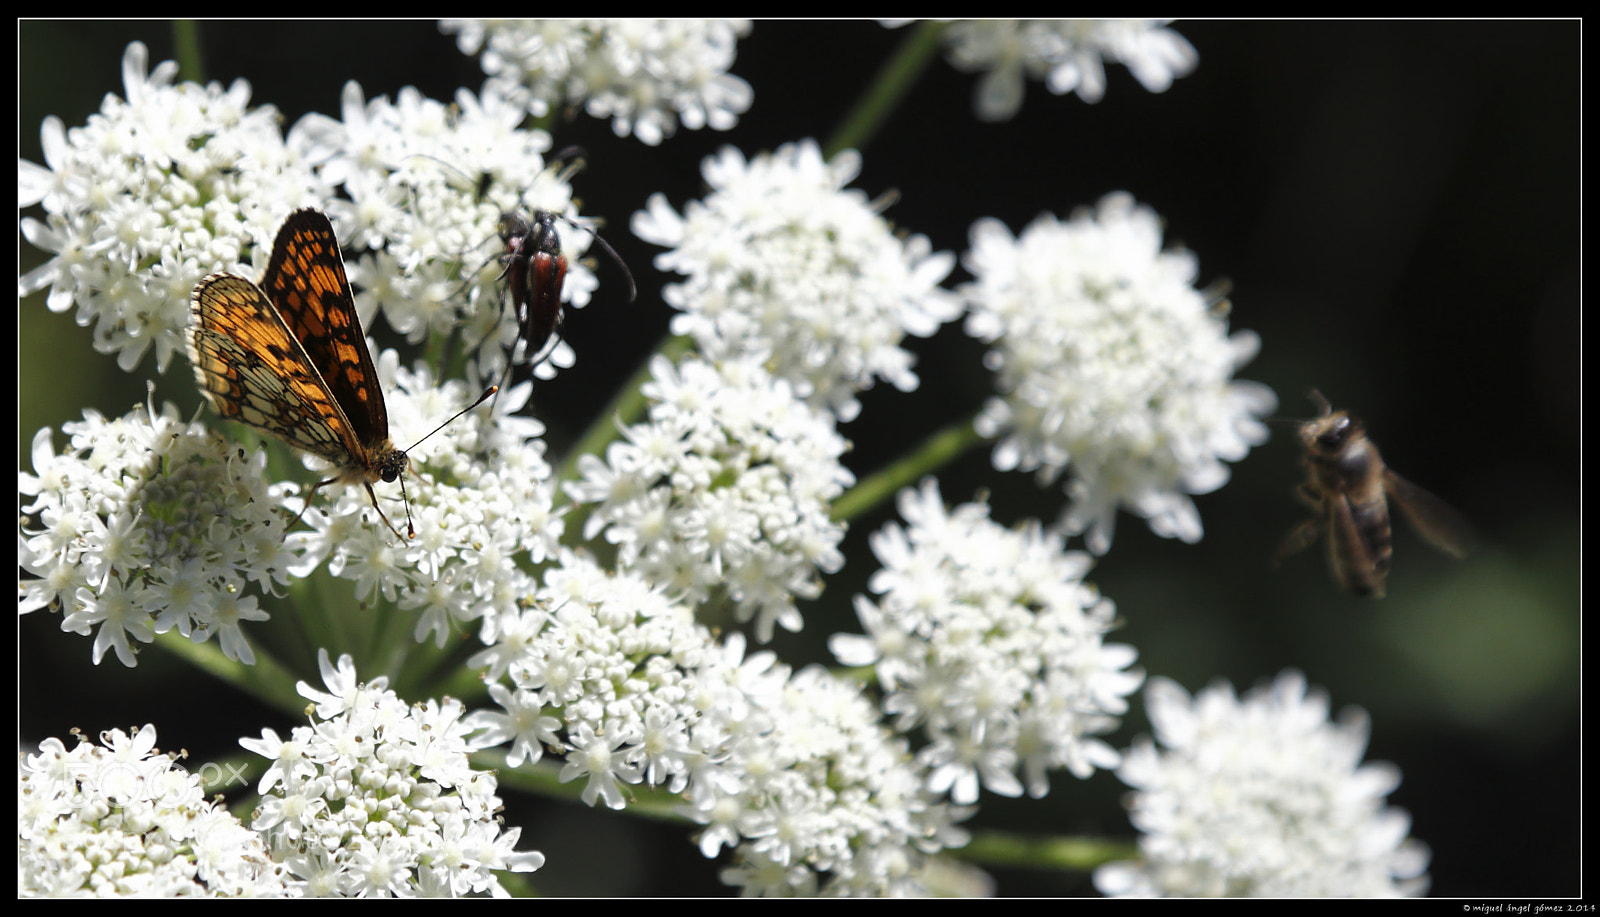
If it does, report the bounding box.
[156,630,306,716]
[962,829,1139,872]
[555,333,695,538]
[832,412,985,523]
[471,748,690,825]
[826,21,949,158]
[172,20,204,85]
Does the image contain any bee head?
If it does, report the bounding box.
[1297,390,1364,456]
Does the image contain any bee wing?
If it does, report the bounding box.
[1382,469,1475,559]
[1327,493,1387,599]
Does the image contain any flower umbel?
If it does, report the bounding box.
[961,192,1275,554]
[19,398,287,666]
[17,41,326,374]
[633,139,961,421]
[239,651,545,897]
[1094,671,1432,898]
[939,19,1199,121]
[442,19,755,146]
[831,479,1143,804]
[566,353,852,642]
[464,553,972,896]
[19,725,291,897]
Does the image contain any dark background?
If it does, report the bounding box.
[19,21,1579,897]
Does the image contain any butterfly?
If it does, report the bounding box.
[187,209,491,539]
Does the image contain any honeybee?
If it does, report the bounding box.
[1276,391,1474,598]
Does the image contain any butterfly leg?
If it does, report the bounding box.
[363,481,413,541]
[285,476,410,542]
[287,476,338,534]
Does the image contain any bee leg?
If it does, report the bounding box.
[1293,483,1322,510]
[1274,519,1321,567]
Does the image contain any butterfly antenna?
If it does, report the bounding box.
[403,385,499,453]
[382,385,499,539]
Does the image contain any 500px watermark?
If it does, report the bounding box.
[54,759,253,809]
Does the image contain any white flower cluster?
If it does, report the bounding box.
[634,139,962,422]
[441,19,755,146]
[17,41,623,389]
[19,725,290,897]
[706,662,972,897]
[567,354,852,642]
[939,19,1199,121]
[961,192,1276,554]
[17,41,326,374]
[1094,671,1432,897]
[284,359,563,648]
[292,80,601,383]
[464,552,970,896]
[19,398,290,666]
[18,359,557,666]
[831,479,1144,804]
[240,652,544,896]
